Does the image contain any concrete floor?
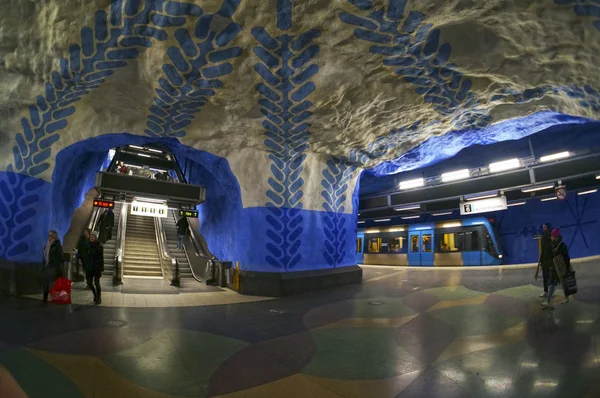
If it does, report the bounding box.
[1,261,599,397]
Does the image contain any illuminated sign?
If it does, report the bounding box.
[179,209,199,218]
[131,201,167,218]
[460,196,507,215]
[93,199,115,209]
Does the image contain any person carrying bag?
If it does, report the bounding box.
[541,228,576,309]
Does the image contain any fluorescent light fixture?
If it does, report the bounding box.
[402,215,420,220]
[441,169,470,182]
[357,221,365,224]
[374,218,391,222]
[521,184,555,193]
[399,178,424,190]
[147,148,163,153]
[137,153,151,158]
[489,158,520,173]
[394,204,421,211]
[388,228,404,232]
[432,212,452,216]
[464,190,498,201]
[365,229,380,234]
[442,222,461,228]
[129,145,144,150]
[541,197,557,202]
[578,189,598,196]
[415,227,431,230]
[540,151,569,163]
[507,202,526,207]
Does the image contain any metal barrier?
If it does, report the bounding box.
[155,216,179,287]
[113,203,127,286]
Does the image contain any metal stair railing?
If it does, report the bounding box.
[155,216,179,287]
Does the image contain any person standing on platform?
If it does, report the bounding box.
[176,216,189,250]
[98,208,114,243]
[538,223,553,298]
[87,232,104,305]
[541,228,572,309]
[42,230,63,304]
[76,229,91,283]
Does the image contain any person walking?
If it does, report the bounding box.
[541,228,572,309]
[98,208,114,243]
[538,223,553,298]
[176,216,189,250]
[42,230,63,303]
[87,231,104,305]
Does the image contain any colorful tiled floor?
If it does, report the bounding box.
[2,261,600,397]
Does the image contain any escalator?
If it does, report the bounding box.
[162,211,194,281]
[101,202,122,277]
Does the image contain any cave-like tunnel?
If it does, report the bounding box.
[1,0,600,296]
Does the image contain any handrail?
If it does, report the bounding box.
[113,202,127,286]
[155,216,179,286]
[88,206,101,232]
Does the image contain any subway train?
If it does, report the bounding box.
[356,217,503,266]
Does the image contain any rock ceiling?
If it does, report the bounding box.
[1,0,599,180]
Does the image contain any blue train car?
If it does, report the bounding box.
[357,217,503,266]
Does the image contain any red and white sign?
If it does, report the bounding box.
[555,186,567,201]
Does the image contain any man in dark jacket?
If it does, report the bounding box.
[76,229,91,282]
[43,230,63,303]
[538,223,553,297]
[176,216,189,250]
[541,228,572,309]
[98,208,114,243]
[87,231,104,305]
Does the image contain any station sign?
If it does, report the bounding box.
[131,200,168,218]
[93,198,114,209]
[555,186,567,200]
[460,196,507,216]
[179,209,199,218]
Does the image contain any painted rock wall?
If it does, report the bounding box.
[1,0,600,271]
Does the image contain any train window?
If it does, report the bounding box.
[422,234,432,253]
[437,233,460,252]
[485,234,497,255]
[388,237,405,253]
[356,238,363,253]
[410,235,419,252]
[368,237,382,253]
[458,231,479,251]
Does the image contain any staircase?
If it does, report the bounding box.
[123,211,162,278]
[101,202,122,277]
[162,211,195,280]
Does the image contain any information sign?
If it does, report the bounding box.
[460,196,507,215]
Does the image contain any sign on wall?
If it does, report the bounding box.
[179,209,199,218]
[555,186,567,200]
[460,196,507,215]
[131,201,168,218]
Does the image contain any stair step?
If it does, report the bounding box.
[123,265,162,272]
[123,270,163,277]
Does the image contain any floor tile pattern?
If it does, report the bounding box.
[1,261,600,397]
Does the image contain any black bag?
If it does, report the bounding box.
[563,271,578,296]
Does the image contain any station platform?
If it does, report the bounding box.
[1,260,599,398]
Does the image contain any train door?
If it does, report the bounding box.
[408,230,434,266]
[356,233,365,264]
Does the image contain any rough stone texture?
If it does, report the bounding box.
[1,0,599,272]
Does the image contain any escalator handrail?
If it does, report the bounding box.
[114,202,128,285]
[154,216,177,284]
